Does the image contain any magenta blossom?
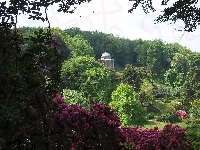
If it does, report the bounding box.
[177,110,188,119]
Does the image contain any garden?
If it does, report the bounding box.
[1,0,200,149]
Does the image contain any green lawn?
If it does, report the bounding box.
[144,120,187,129]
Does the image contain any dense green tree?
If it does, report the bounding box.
[0,27,62,149]
[61,56,103,90]
[0,0,92,148]
[126,39,138,65]
[80,67,114,105]
[171,53,190,75]
[109,83,147,126]
[181,66,200,110]
[189,99,200,119]
[61,56,114,105]
[39,27,94,60]
[135,39,151,68]
[65,28,107,59]
[121,64,143,92]
[164,69,184,88]
[186,99,200,150]
[139,79,155,107]
[188,52,200,68]
[146,39,168,77]
[68,34,94,58]
[64,27,83,37]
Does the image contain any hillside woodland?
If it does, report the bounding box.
[1,0,200,149]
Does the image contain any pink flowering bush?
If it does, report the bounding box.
[177,110,188,119]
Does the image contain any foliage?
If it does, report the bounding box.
[189,99,200,119]
[51,94,192,150]
[0,27,61,149]
[188,52,200,68]
[153,83,179,99]
[68,34,94,58]
[0,0,92,28]
[51,34,70,61]
[0,0,92,147]
[110,83,147,126]
[181,66,200,110]
[52,94,126,149]
[128,0,200,32]
[139,79,155,106]
[164,52,190,89]
[164,69,184,88]
[1,0,199,148]
[186,99,200,150]
[29,26,196,79]
[121,124,191,150]
[146,39,169,77]
[171,53,190,76]
[186,119,200,150]
[61,56,103,90]
[80,67,114,105]
[121,64,143,92]
[156,102,181,123]
[65,28,138,67]
[61,56,114,105]
[62,88,90,109]
[51,28,94,58]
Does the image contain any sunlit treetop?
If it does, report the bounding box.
[129,0,200,32]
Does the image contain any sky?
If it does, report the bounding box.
[16,0,200,52]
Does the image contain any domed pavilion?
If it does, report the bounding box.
[98,52,114,70]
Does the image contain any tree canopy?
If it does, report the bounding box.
[129,0,200,32]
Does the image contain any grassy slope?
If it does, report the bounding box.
[144,120,187,130]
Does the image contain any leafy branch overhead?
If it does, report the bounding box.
[0,0,92,27]
[1,0,200,31]
[129,0,200,32]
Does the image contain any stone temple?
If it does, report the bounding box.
[98,52,114,70]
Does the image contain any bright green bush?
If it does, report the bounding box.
[186,99,200,150]
[186,119,200,150]
[189,99,200,119]
[62,88,90,109]
[68,34,94,58]
[80,67,114,105]
[109,83,147,126]
[61,56,102,90]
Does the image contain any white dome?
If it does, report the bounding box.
[102,52,110,57]
[101,52,111,59]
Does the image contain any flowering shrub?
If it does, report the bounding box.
[50,93,191,150]
[51,93,125,149]
[4,93,190,149]
[189,99,200,119]
[120,124,191,150]
[177,110,188,119]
